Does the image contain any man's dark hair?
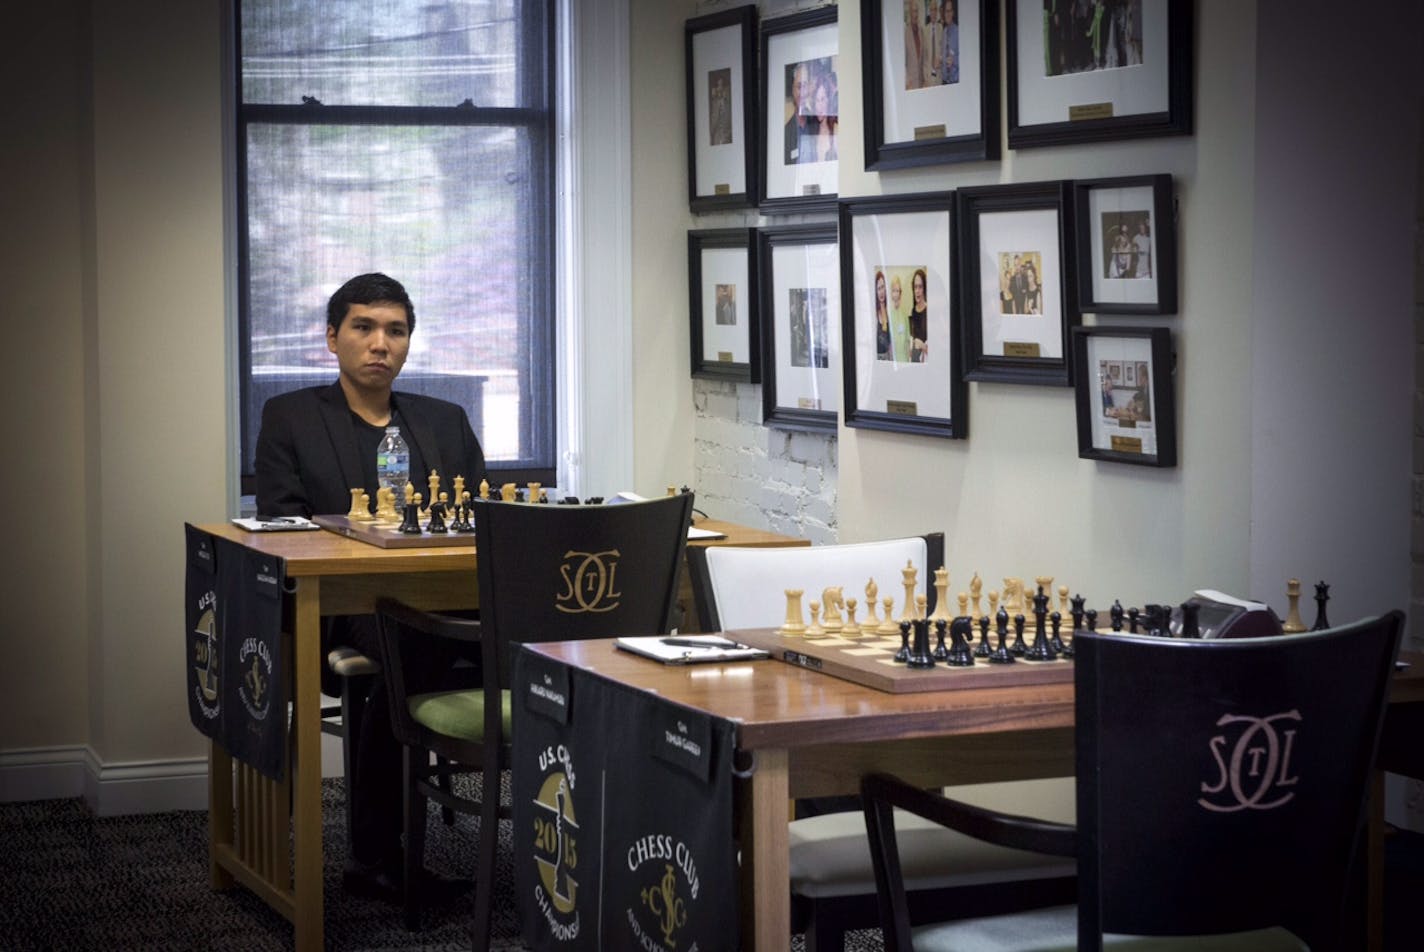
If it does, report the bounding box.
[326,272,415,332]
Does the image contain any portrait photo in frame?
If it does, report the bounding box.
[686,5,759,212]
[958,181,1077,386]
[760,7,839,215]
[689,228,759,382]
[839,193,966,439]
[860,0,999,170]
[1071,325,1176,467]
[758,223,841,432]
[1007,0,1192,149]
[1073,173,1177,314]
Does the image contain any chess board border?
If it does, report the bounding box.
[314,514,476,549]
[728,626,1074,694]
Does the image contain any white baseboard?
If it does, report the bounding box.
[0,747,208,816]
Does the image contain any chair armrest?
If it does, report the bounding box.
[375,596,483,644]
[375,597,486,749]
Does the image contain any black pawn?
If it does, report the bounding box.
[975,615,992,658]
[1180,601,1201,639]
[947,617,975,667]
[990,608,1014,664]
[932,618,951,662]
[895,620,912,663]
[1070,594,1085,634]
[1311,581,1331,631]
[907,618,935,669]
[1049,611,1066,655]
[1127,607,1140,634]
[1110,600,1124,632]
[1010,614,1027,655]
[398,499,423,534]
[1085,608,1099,632]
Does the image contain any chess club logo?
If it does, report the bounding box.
[191,591,220,720]
[1198,710,1302,813]
[236,636,274,721]
[625,833,702,952]
[530,745,582,941]
[555,549,622,614]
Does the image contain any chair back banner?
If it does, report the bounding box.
[513,649,738,951]
[184,524,289,781]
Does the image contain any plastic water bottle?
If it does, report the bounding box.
[377,426,410,510]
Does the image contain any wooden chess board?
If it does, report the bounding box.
[727,626,1074,694]
[313,514,476,549]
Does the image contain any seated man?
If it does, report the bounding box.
[256,272,486,903]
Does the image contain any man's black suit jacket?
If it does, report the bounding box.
[255,382,486,517]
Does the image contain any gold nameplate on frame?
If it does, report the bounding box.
[1110,435,1144,454]
[913,124,948,141]
[886,399,918,416]
[1003,341,1041,358]
[1069,102,1114,121]
[714,184,730,195]
[797,397,822,410]
[717,351,734,362]
[802,184,822,196]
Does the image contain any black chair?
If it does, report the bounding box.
[686,534,1075,951]
[863,612,1405,952]
[375,492,693,947]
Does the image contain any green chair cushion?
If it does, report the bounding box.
[408,688,512,742]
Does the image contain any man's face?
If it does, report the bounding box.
[327,302,410,394]
[792,67,807,111]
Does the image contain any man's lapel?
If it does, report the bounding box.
[316,383,364,495]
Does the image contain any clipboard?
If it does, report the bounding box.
[614,635,769,665]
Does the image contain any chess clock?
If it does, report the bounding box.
[1180,590,1284,639]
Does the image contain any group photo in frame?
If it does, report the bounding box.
[1071,325,1176,467]
[688,228,760,382]
[685,5,759,212]
[958,181,1077,386]
[757,223,841,432]
[838,192,966,438]
[1073,173,1177,314]
[860,0,999,170]
[1006,0,1192,148]
[760,7,839,214]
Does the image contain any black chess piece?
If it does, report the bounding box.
[1142,604,1160,636]
[398,499,423,534]
[559,495,580,505]
[1026,605,1056,662]
[1110,600,1124,632]
[1312,581,1331,631]
[895,620,912,663]
[975,615,992,658]
[447,501,467,532]
[425,499,448,533]
[1070,594,1085,634]
[932,618,950,662]
[1180,601,1201,639]
[947,617,975,667]
[989,607,1014,664]
[1049,611,1066,655]
[907,618,935,669]
[1127,607,1140,634]
[1085,608,1099,632]
[1010,613,1027,655]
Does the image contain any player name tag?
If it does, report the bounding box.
[1003,341,1041,358]
[1069,102,1114,121]
[797,397,822,410]
[717,351,734,362]
[1110,435,1144,454]
[886,399,918,416]
[913,123,948,141]
[802,184,821,196]
[714,183,730,195]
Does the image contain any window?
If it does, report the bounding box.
[236,0,556,489]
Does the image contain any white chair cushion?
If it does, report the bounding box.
[911,905,1307,952]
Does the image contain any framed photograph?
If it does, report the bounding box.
[1071,325,1176,467]
[1073,174,1176,314]
[686,5,759,212]
[689,228,759,382]
[1007,0,1192,149]
[860,0,999,170]
[760,7,839,215]
[839,192,966,439]
[958,181,1077,386]
[758,224,841,431]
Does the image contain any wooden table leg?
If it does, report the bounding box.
[209,738,234,889]
[292,580,324,952]
[739,748,790,952]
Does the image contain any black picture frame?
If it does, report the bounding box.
[689,228,759,382]
[860,0,999,170]
[1072,173,1177,315]
[758,223,840,432]
[839,192,967,439]
[686,5,759,212]
[958,181,1077,386]
[759,6,839,215]
[1007,0,1192,149]
[1071,325,1176,467]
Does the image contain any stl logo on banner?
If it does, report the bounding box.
[531,747,582,941]
[555,549,622,614]
[625,833,702,951]
[192,592,221,720]
[1198,710,1302,813]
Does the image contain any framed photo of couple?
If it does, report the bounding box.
[758,224,841,432]
[838,193,966,439]
[958,181,1077,386]
[1007,0,1192,149]
[860,0,998,170]
[688,228,759,383]
[1073,174,1176,314]
[685,5,758,212]
[760,7,839,214]
[1071,325,1176,467]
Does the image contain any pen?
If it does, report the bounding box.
[660,637,741,649]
